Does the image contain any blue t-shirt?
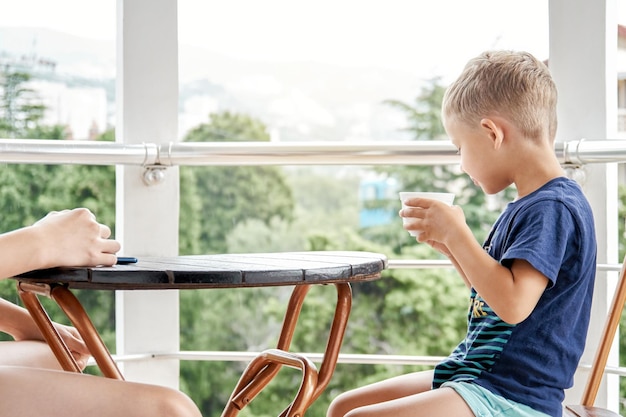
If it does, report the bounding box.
[433,177,597,417]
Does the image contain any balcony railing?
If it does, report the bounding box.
[1,138,626,167]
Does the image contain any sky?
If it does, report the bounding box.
[0,0,553,81]
[0,0,624,82]
[1,1,625,141]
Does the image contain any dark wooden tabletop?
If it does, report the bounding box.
[15,251,388,290]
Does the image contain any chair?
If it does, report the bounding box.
[564,256,626,417]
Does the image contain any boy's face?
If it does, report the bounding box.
[444,116,511,195]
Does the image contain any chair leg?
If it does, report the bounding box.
[565,404,622,417]
[565,257,626,416]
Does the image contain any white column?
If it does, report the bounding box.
[115,0,180,388]
[550,0,619,410]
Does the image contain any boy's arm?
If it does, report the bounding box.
[405,200,549,324]
[425,241,472,288]
[444,226,548,324]
[448,254,472,289]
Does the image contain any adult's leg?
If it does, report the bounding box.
[0,366,202,417]
[327,370,473,417]
[0,340,69,370]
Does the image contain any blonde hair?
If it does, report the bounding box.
[442,50,557,142]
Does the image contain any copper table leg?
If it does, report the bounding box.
[18,282,82,373]
[222,282,353,417]
[17,282,124,380]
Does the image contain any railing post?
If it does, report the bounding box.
[115,0,181,388]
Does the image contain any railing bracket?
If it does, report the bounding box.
[562,163,586,186]
[142,165,168,186]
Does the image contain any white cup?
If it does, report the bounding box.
[399,192,455,236]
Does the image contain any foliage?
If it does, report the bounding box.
[382,77,448,141]
[179,111,294,254]
[0,70,46,138]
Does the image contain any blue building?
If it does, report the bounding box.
[358,177,399,228]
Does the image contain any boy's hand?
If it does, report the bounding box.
[399,198,466,246]
[425,240,452,257]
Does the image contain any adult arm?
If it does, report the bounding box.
[0,208,120,279]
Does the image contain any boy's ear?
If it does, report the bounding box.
[480,118,505,150]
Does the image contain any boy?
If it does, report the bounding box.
[327,50,596,417]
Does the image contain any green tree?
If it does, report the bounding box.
[383,77,447,141]
[179,111,294,254]
[0,70,46,138]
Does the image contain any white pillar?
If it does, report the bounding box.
[115,0,180,388]
[550,0,619,410]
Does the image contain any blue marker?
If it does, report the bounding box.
[116,256,138,264]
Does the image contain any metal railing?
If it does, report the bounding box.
[1,138,626,167]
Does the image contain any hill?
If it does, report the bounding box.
[0,27,423,141]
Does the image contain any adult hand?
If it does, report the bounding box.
[33,208,121,268]
[53,322,91,370]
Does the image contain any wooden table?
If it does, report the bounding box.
[13,251,387,417]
